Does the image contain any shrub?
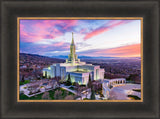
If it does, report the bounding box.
[83,98,89,100]
[54,90,63,99]
[128,95,141,100]
[19,80,30,85]
[64,95,74,100]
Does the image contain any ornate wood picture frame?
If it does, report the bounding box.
[1,0,159,119]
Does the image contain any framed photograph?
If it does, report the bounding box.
[17,17,143,102]
[1,0,159,119]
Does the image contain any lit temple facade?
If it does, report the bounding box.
[43,33,105,85]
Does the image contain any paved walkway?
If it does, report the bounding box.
[24,88,54,97]
[60,85,91,99]
[60,86,77,95]
[109,84,141,100]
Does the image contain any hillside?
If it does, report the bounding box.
[20,53,65,66]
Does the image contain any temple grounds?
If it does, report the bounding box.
[109,84,141,100]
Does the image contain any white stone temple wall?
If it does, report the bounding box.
[60,67,66,80]
[50,65,56,78]
[56,64,61,77]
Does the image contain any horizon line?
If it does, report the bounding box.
[19,52,141,58]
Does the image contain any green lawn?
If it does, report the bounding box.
[20,88,75,100]
[19,80,30,85]
[20,93,43,100]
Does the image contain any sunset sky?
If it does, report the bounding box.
[20,19,141,57]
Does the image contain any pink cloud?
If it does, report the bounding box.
[80,28,87,34]
[52,41,64,47]
[84,20,131,40]
[20,26,43,42]
[84,27,109,40]
[20,20,78,43]
[62,20,78,29]
[20,25,56,43]
[95,43,141,57]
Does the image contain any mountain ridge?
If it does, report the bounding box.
[20,53,141,60]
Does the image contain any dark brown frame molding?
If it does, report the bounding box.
[0,0,159,119]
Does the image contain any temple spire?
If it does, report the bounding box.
[65,32,80,64]
[71,32,74,44]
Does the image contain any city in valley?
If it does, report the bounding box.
[19,33,141,101]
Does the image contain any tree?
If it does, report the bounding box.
[74,83,81,95]
[66,74,72,86]
[87,74,92,88]
[127,74,140,83]
[54,90,62,99]
[90,83,96,100]
[90,89,96,100]
[109,67,112,73]
[63,90,69,97]
[42,92,50,100]
[21,75,25,82]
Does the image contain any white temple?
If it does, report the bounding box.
[43,33,105,85]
